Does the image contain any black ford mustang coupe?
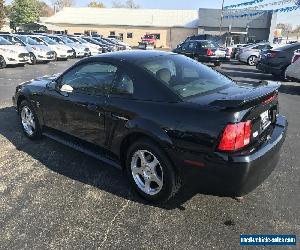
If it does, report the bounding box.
[13,51,287,203]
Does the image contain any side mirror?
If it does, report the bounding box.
[60,84,73,93]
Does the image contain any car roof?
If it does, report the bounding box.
[92,50,176,62]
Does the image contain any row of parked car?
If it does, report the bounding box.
[0,33,132,69]
[230,41,300,81]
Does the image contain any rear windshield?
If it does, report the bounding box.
[137,54,234,98]
[0,36,12,45]
[275,43,300,51]
[17,36,40,45]
[200,41,217,48]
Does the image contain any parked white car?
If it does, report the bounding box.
[15,35,55,64]
[286,50,300,82]
[239,43,272,66]
[0,36,30,69]
[67,36,102,56]
[29,35,73,60]
[48,35,90,58]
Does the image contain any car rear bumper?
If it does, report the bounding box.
[169,115,287,196]
[256,62,283,75]
[198,56,228,63]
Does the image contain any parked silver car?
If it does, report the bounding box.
[29,35,74,60]
[67,36,102,56]
[238,43,272,66]
[47,35,90,58]
[0,36,30,68]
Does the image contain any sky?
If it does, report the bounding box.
[5,0,300,27]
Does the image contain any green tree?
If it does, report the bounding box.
[10,0,39,29]
[88,0,105,8]
[0,0,5,30]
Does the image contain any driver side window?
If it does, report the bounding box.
[60,62,118,96]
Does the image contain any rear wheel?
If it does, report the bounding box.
[0,55,7,69]
[126,139,181,203]
[247,55,257,66]
[214,61,221,67]
[19,100,42,140]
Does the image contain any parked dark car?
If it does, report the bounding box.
[256,42,300,79]
[173,40,227,66]
[13,51,287,203]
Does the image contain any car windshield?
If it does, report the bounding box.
[40,36,57,45]
[68,37,81,44]
[200,41,217,48]
[60,36,74,44]
[0,36,12,45]
[77,37,88,44]
[17,36,40,45]
[137,54,234,98]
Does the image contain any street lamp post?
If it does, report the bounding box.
[219,0,225,36]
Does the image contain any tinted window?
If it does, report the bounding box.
[188,42,196,50]
[40,36,58,45]
[0,36,12,45]
[60,62,117,96]
[112,72,134,95]
[17,36,40,45]
[138,55,233,98]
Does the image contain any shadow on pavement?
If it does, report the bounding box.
[279,83,300,95]
[0,105,222,210]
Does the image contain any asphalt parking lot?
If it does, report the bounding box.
[0,59,299,249]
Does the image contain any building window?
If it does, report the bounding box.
[110,31,115,36]
[127,32,133,39]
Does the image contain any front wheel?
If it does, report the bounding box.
[19,100,42,140]
[247,55,257,66]
[126,139,181,203]
[0,55,7,69]
[29,53,37,65]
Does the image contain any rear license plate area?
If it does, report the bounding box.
[260,110,271,131]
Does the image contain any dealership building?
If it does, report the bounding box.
[45,7,276,48]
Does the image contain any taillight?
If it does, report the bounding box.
[218,121,252,151]
[207,49,214,56]
[292,54,300,63]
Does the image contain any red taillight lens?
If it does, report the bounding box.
[207,49,213,56]
[292,54,300,63]
[218,121,252,151]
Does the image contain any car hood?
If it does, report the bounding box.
[187,80,281,108]
[28,45,52,52]
[0,45,28,53]
[19,73,61,88]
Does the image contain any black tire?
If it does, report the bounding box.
[214,61,221,67]
[53,52,58,61]
[247,55,257,66]
[18,100,42,140]
[126,138,181,203]
[0,55,7,69]
[29,53,37,65]
[19,63,26,67]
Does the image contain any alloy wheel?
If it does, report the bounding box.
[0,56,6,69]
[21,106,36,136]
[131,150,163,195]
[248,56,256,66]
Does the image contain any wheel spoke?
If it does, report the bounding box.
[132,166,143,176]
[148,157,159,172]
[151,172,163,188]
[137,150,147,166]
[144,178,151,193]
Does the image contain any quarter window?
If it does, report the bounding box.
[60,62,117,96]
